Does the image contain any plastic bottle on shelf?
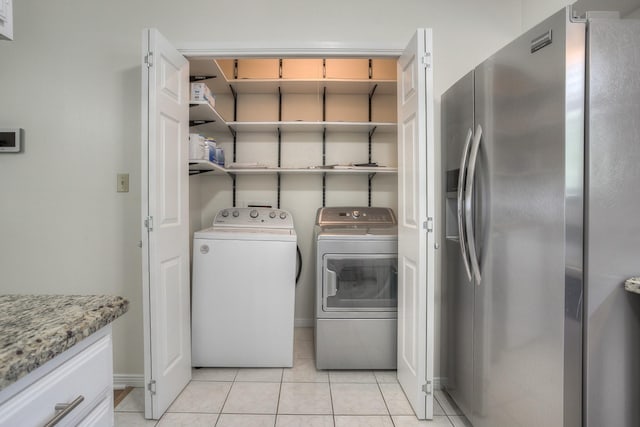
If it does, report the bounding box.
[205,138,217,163]
[216,147,225,167]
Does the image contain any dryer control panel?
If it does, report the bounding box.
[213,207,294,229]
[316,207,397,227]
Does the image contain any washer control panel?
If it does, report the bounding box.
[214,207,294,229]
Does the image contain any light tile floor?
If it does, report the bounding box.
[115,328,472,426]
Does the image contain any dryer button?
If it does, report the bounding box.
[279,212,287,220]
[221,210,229,217]
[269,211,277,219]
[250,209,259,218]
[232,210,240,217]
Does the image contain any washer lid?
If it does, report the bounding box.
[194,227,297,242]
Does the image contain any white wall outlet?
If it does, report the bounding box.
[117,173,129,193]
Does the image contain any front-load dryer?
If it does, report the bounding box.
[314,207,398,369]
[191,207,297,367]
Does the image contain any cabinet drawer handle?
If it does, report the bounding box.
[44,395,85,427]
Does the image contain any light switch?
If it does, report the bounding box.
[117,173,129,193]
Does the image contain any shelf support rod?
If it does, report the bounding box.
[277,127,282,167]
[322,127,327,166]
[230,85,238,122]
[368,129,373,164]
[368,172,376,207]
[368,84,378,121]
[278,86,282,122]
[322,173,327,208]
[232,174,237,208]
[277,173,281,209]
[322,86,327,122]
[277,127,282,209]
[322,126,327,208]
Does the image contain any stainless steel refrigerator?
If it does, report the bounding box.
[442,7,640,427]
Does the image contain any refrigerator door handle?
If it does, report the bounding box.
[465,124,482,284]
[457,127,474,282]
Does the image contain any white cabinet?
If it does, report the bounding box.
[0,327,114,427]
[0,0,13,41]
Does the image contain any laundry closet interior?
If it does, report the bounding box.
[187,56,400,324]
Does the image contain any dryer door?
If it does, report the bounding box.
[322,254,398,312]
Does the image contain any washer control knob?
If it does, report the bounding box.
[250,209,259,219]
[221,210,229,217]
[269,211,277,219]
[352,210,361,218]
[279,212,287,220]
[232,210,240,218]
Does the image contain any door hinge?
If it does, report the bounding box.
[147,380,156,395]
[145,52,154,68]
[424,217,434,232]
[422,380,433,395]
[422,52,432,69]
[144,216,154,231]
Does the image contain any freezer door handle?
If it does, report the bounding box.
[457,127,474,282]
[465,124,482,284]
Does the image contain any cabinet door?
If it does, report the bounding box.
[396,28,435,420]
[141,28,192,419]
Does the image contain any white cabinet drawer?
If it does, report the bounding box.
[0,333,113,427]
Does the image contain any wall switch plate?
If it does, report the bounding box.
[117,173,129,193]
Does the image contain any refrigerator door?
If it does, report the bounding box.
[584,18,640,427]
[472,8,584,427]
[441,71,475,417]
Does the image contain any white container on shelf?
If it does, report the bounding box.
[189,133,205,160]
[191,82,215,108]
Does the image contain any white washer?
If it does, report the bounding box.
[191,207,297,367]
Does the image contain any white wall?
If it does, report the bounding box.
[0,0,523,379]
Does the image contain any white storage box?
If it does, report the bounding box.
[191,82,215,107]
[189,133,205,160]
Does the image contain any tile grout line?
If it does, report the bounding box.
[273,368,284,427]
[375,377,397,427]
[327,367,337,426]
[212,377,235,427]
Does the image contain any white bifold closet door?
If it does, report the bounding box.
[396,28,436,420]
[141,28,192,420]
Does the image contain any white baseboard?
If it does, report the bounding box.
[114,374,145,389]
[294,318,314,327]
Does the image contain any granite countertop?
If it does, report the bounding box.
[625,277,640,294]
[0,295,129,391]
